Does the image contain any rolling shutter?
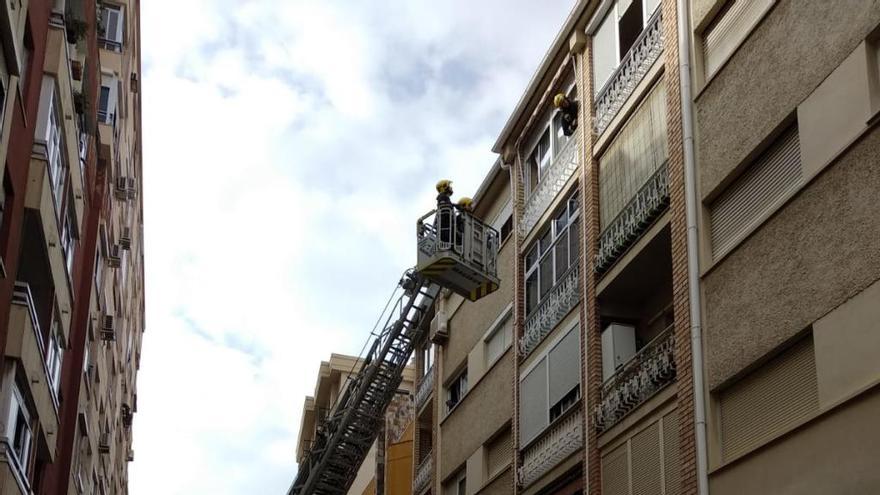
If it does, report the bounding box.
[486,428,512,476]
[719,336,819,461]
[662,413,680,495]
[710,125,802,259]
[602,443,630,495]
[631,423,662,495]
[549,328,581,407]
[702,0,775,78]
[520,359,548,445]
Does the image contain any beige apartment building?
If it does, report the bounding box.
[690,1,880,493]
[410,161,515,495]
[297,354,416,495]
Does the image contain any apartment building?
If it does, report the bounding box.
[296,354,416,495]
[410,162,515,495]
[689,1,880,493]
[0,0,144,494]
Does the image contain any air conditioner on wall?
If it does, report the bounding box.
[601,323,636,382]
[429,310,448,345]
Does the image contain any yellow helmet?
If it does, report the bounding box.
[457,197,474,210]
[436,179,453,194]
[553,93,567,108]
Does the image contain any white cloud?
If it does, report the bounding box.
[132,1,574,493]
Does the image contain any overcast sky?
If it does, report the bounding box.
[130,1,574,493]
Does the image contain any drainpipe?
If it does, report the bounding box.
[675,0,710,493]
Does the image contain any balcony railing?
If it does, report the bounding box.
[415,366,434,410]
[519,136,579,239]
[98,37,122,52]
[594,327,676,433]
[519,402,583,488]
[520,263,580,359]
[413,451,433,494]
[594,8,664,136]
[595,161,669,273]
[12,282,42,343]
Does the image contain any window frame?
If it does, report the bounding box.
[445,368,468,413]
[590,0,662,96]
[484,304,513,367]
[524,193,581,317]
[6,381,34,480]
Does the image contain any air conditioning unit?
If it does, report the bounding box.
[601,323,637,382]
[114,177,128,200]
[120,227,132,250]
[108,244,122,268]
[126,177,137,200]
[101,315,116,342]
[429,310,448,345]
[98,432,111,454]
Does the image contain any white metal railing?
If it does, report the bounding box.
[519,136,579,239]
[594,9,664,136]
[415,366,434,410]
[520,263,580,358]
[595,161,669,273]
[594,327,676,433]
[518,402,583,488]
[417,204,500,278]
[413,451,433,494]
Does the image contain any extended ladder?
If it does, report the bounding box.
[289,270,441,495]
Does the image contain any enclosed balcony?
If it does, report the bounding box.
[519,401,583,488]
[595,79,669,274]
[415,365,434,411]
[594,223,675,433]
[519,135,579,239]
[593,2,664,136]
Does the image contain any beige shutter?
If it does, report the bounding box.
[631,423,662,495]
[702,0,775,78]
[599,80,668,230]
[662,412,680,495]
[520,359,548,445]
[548,328,581,407]
[710,125,802,259]
[602,443,630,495]
[719,336,819,461]
[486,429,512,477]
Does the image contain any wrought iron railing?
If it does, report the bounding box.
[520,263,580,358]
[519,136,579,239]
[594,8,664,136]
[594,327,676,433]
[415,366,434,410]
[595,161,669,273]
[413,451,433,494]
[518,402,583,488]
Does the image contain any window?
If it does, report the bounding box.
[446,369,468,412]
[40,78,69,210]
[99,4,124,50]
[47,310,65,395]
[61,187,78,275]
[524,84,577,197]
[592,0,662,95]
[6,383,34,476]
[524,194,580,316]
[445,469,467,495]
[519,326,581,444]
[0,39,8,136]
[702,0,775,79]
[491,199,513,245]
[485,312,512,365]
[421,342,434,375]
[500,215,513,243]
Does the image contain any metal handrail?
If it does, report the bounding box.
[417,205,500,278]
[520,262,580,358]
[415,366,434,409]
[519,401,583,488]
[413,451,433,494]
[519,136,579,239]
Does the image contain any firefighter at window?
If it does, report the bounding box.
[554,93,579,137]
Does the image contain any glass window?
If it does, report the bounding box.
[446,369,468,412]
[486,315,512,365]
[526,128,551,196]
[592,0,662,97]
[7,387,33,475]
[47,314,65,395]
[61,187,78,275]
[523,192,580,317]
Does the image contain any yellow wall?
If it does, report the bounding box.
[386,422,414,495]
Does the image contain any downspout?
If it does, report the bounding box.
[675,0,710,493]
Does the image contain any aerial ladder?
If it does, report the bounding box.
[289,190,501,495]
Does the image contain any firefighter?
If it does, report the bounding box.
[436,179,454,246]
[455,197,473,251]
[554,93,579,137]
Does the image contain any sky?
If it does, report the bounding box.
[131,1,575,493]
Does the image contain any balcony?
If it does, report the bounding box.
[594,326,675,433]
[520,263,580,359]
[595,161,669,274]
[518,402,583,488]
[519,136,579,239]
[594,8,664,136]
[413,451,432,495]
[415,366,434,410]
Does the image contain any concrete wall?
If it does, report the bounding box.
[695,0,880,199]
[703,125,880,389]
[709,386,880,494]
